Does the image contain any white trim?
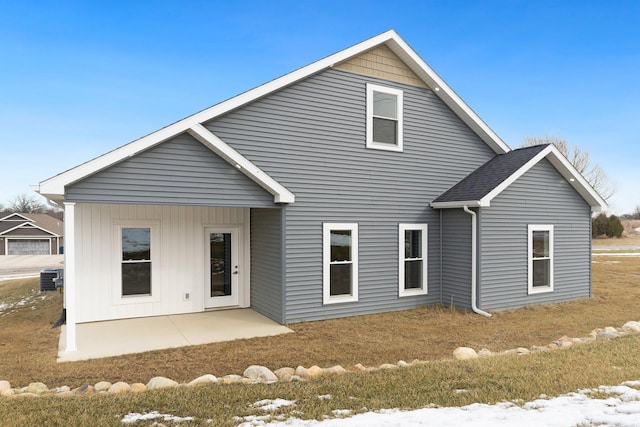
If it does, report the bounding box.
[36,30,511,200]
[431,145,608,211]
[187,124,295,203]
[112,220,161,305]
[63,202,76,352]
[398,224,428,297]
[366,83,403,152]
[323,223,359,305]
[0,213,32,222]
[0,221,60,237]
[528,224,554,294]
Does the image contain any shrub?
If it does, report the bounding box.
[606,215,624,238]
[592,213,608,238]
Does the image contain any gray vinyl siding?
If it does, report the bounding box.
[441,208,473,310]
[478,159,592,310]
[206,68,495,322]
[66,134,275,207]
[4,227,54,236]
[250,208,284,323]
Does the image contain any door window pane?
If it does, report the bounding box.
[210,232,232,297]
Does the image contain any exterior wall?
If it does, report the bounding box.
[441,208,473,310]
[334,45,428,88]
[478,159,592,310]
[73,203,250,323]
[250,208,285,323]
[206,68,496,322]
[67,133,275,208]
[4,227,53,236]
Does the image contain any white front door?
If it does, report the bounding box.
[205,227,239,308]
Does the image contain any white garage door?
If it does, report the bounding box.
[7,239,51,255]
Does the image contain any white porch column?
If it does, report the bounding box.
[63,202,77,352]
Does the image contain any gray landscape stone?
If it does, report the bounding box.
[188,374,218,386]
[453,347,478,360]
[146,376,179,390]
[243,365,278,383]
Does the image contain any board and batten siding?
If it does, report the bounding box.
[441,208,473,310]
[250,208,285,323]
[478,159,592,310]
[206,68,496,322]
[66,134,275,208]
[72,203,250,323]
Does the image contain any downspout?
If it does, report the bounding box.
[462,205,492,318]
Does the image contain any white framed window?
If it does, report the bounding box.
[366,83,403,152]
[399,224,428,297]
[323,223,358,304]
[113,220,160,304]
[528,224,554,294]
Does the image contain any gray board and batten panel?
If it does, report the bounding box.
[250,208,285,323]
[66,134,275,208]
[441,208,473,310]
[206,67,497,323]
[478,158,592,311]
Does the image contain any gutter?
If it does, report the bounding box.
[462,205,492,318]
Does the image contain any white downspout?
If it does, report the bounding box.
[463,205,492,318]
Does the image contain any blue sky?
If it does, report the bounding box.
[1,1,638,214]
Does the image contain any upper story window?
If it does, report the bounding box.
[528,224,554,294]
[366,83,403,152]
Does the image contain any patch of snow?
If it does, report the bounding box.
[252,399,297,411]
[249,382,640,426]
[317,394,332,400]
[330,409,352,417]
[121,410,193,423]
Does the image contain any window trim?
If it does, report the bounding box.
[113,220,160,305]
[366,83,403,152]
[398,223,428,297]
[527,224,554,294]
[323,223,359,305]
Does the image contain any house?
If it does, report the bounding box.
[35,30,606,354]
[0,213,63,255]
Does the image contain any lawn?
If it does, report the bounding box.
[0,255,638,391]
[0,256,638,425]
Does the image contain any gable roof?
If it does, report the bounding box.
[431,144,608,212]
[35,30,510,203]
[0,213,63,236]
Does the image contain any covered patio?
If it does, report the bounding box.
[57,309,293,362]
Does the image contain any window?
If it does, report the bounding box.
[528,225,554,294]
[121,227,152,296]
[399,224,428,297]
[323,223,358,304]
[366,83,403,152]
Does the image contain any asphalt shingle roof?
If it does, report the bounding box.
[433,144,550,203]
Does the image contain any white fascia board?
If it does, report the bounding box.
[0,213,32,222]
[430,200,483,209]
[544,145,608,211]
[37,29,509,197]
[187,124,295,204]
[479,146,553,205]
[0,222,59,237]
[384,37,510,155]
[478,145,608,211]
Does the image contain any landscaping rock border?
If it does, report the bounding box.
[1,319,639,398]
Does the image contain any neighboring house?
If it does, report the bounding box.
[36,30,606,354]
[0,213,63,255]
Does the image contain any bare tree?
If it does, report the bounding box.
[522,136,615,201]
[7,193,48,213]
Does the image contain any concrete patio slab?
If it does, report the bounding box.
[58,309,293,362]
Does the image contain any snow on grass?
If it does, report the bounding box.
[121,410,193,423]
[252,399,297,411]
[247,381,640,426]
[0,293,45,314]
